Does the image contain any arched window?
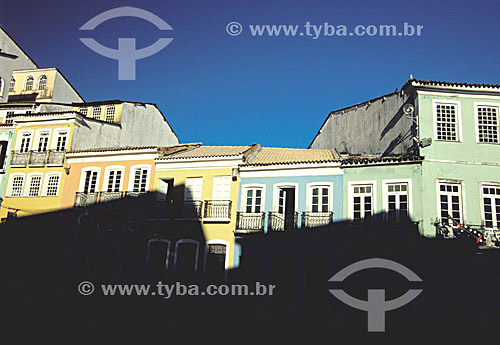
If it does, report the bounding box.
[24,75,34,90]
[37,75,47,90]
[9,77,15,92]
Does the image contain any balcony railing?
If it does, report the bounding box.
[183,200,203,219]
[268,211,298,232]
[47,150,65,165]
[75,192,99,207]
[125,191,148,198]
[301,211,333,228]
[204,200,232,220]
[10,151,29,166]
[10,150,66,167]
[99,191,124,203]
[235,212,265,233]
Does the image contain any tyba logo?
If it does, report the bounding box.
[79,6,173,80]
[329,258,422,332]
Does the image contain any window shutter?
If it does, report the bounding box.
[157,179,169,201]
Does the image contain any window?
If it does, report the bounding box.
[206,242,227,282]
[0,77,3,96]
[26,174,42,197]
[37,75,47,90]
[385,182,409,222]
[438,182,462,223]
[482,185,500,228]
[8,175,25,197]
[184,177,202,200]
[106,169,122,192]
[9,77,15,92]
[105,105,115,122]
[244,188,263,213]
[83,170,99,193]
[132,167,148,192]
[310,186,330,213]
[91,107,102,120]
[44,174,60,196]
[435,102,459,141]
[24,75,34,91]
[212,176,231,200]
[79,107,88,116]
[5,111,15,124]
[37,131,50,152]
[55,131,68,151]
[476,106,499,144]
[19,132,32,153]
[350,183,374,222]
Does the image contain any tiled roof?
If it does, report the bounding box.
[67,143,200,155]
[245,147,337,166]
[408,79,500,89]
[7,111,78,118]
[341,155,423,166]
[72,100,125,106]
[158,145,254,160]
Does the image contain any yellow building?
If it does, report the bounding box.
[154,145,261,271]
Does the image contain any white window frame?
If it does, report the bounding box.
[174,239,200,274]
[480,182,500,229]
[306,182,333,213]
[436,179,464,223]
[24,75,34,91]
[212,175,231,200]
[432,100,462,142]
[42,172,62,197]
[474,102,500,144]
[24,172,44,197]
[240,184,266,213]
[51,128,69,152]
[91,106,102,120]
[37,75,48,90]
[272,182,299,213]
[382,179,413,221]
[78,167,101,193]
[184,177,203,201]
[347,180,377,221]
[204,239,229,271]
[6,173,26,197]
[79,107,88,116]
[128,164,151,192]
[16,129,34,152]
[103,165,125,192]
[104,105,116,123]
[34,128,52,152]
[9,77,15,92]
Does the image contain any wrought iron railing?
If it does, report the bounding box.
[125,191,148,198]
[301,211,333,228]
[29,150,48,166]
[204,200,232,220]
[183,200,203,219]
[10,151,29,166]
[235,212,265,233]
[75,192,98,207]
[99,191,124,203]
[47,150,65,165]
[268,211,298,232]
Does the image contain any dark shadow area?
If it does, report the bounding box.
[0,202,498,332]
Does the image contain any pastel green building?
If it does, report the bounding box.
[311,79,500,237]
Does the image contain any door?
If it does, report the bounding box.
[278,187,296,229]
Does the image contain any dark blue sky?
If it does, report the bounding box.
[1,0,499,147]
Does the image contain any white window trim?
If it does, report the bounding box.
[174,239,200,274]
[33,128,52,151]
[146,238,171,270]
[24,75,34,90]
[432,99,462,142]
[205,239,230,270]
[128,164,151,192]
[435,179,465,223]
[305,182,333,213]
[382,179,413,220]
[272,182,299,212]
[50,127,70,151]
[6,172,26,197]
[9,77,15,92]
[184,177,203,201]
[41,172,62,197]
[37,75,48,90]
[78,167,101,193]
[212,175,232,200]
[479,182,500,228]
[15,129,34,151]
[240,183,266,212]
[473,102,500,144]
[347,180,377,220]
[102,165,125,192]
[24,172,44,197]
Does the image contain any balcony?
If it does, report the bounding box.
[235,212,265,234]
[10,150,66,167]
[204,200,232,222]
[75,192,98,207]
[99,191,124,203]
[301,212,333,228]
[125,191,148,198]
[182,200,203,219]
[268,211,298,232]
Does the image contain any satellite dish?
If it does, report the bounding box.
[403,103,415,116]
